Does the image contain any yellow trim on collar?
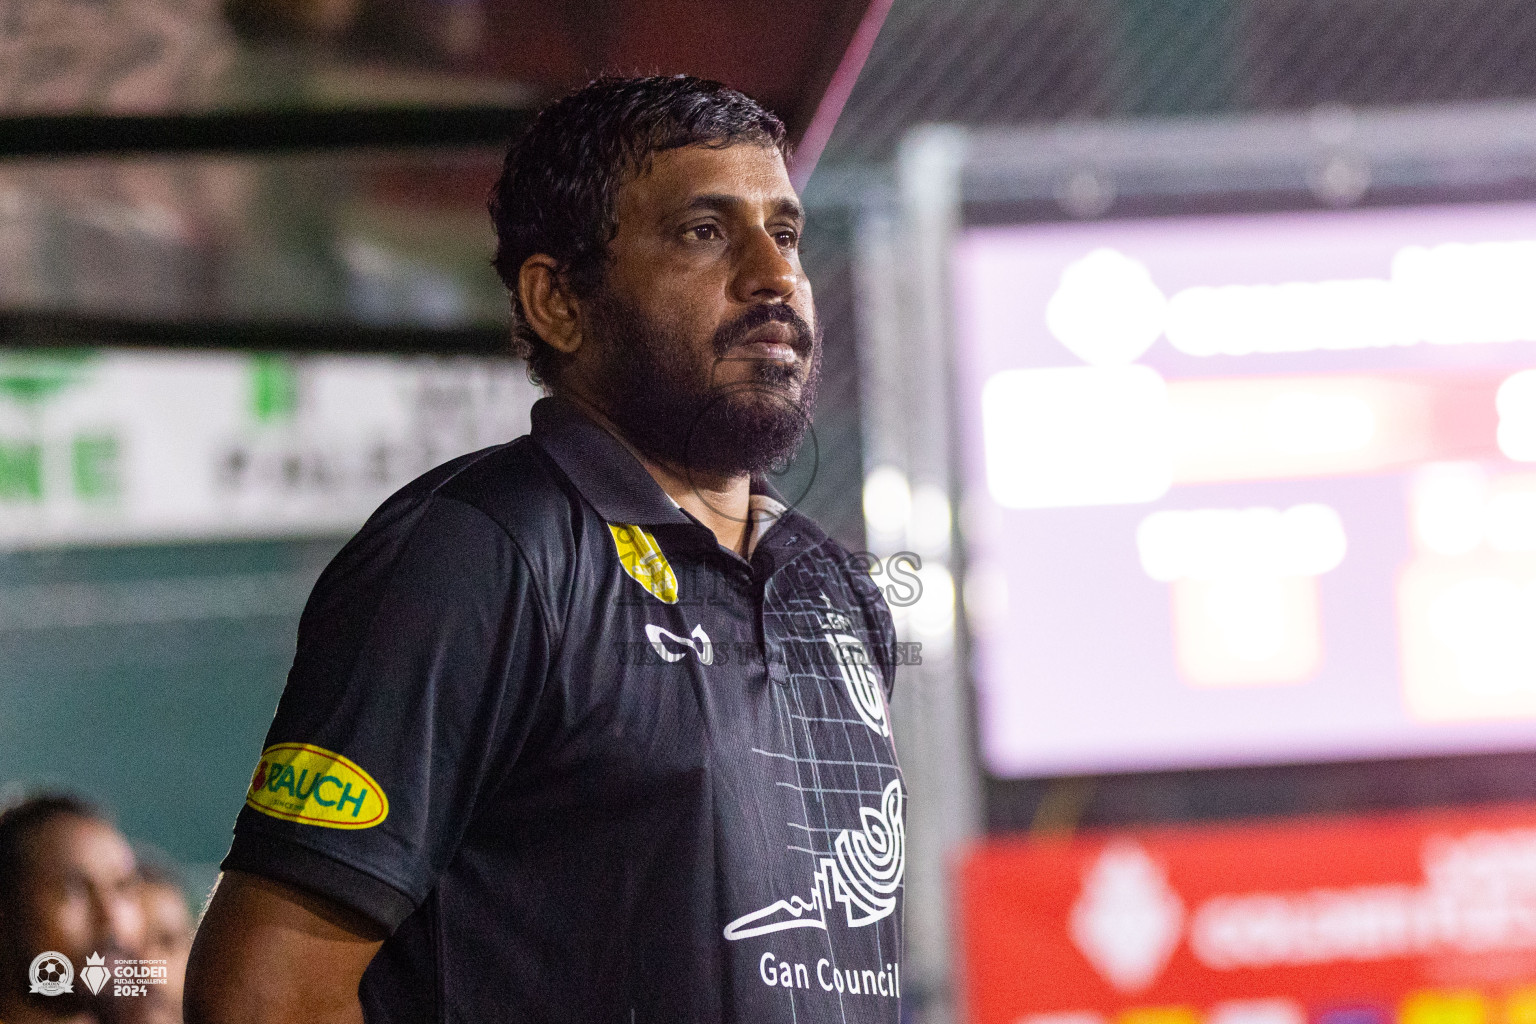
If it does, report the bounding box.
[609,523,679,604]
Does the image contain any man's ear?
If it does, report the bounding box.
[519,255,584,355]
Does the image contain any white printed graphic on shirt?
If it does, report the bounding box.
[723,779,905,941]
[645,622,714,664]
[819,595,889,738]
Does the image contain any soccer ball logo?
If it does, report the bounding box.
[28,951,74,996]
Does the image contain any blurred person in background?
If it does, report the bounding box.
[0,794,145,1024]
[122,857,193,1024]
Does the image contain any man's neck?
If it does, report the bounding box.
[556,390,753,555]
[635,454,752,556]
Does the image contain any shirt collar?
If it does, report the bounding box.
[746,491,788,558]
[531,395,693,527]
[530,394,793,534]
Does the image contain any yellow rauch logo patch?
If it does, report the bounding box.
[246,743,388,829]
[609,523,678,603]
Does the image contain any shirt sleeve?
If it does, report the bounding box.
[221,495,556,932]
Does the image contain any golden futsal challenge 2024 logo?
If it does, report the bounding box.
[29,950,169,999]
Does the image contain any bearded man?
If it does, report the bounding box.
[186,75,904,1024]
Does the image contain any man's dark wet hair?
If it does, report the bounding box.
[0,792,104,920]
[489,74,789,386]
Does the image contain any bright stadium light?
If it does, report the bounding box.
[981,365,1171,509]
[910,563,956,645]
[1164,279,1407,357]
[961,561,1009,636]
[1395,240,1536,346]
[862,465,912,543]
[1136,504,1347,582]
[1427,577,1536,697]
[1497,370,1536,461]
[1485,485,1536,552]
[1263,391,1376,456]
[1200,576,1290,662]
[907,483,952,556]
[1045,248,1167,366]
[1411,463,1488,556]
[1162,240,1536,357]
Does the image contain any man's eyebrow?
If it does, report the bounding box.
[679,193,806,222]
[772,197,807,223]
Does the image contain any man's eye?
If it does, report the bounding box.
[689,224,722,241]
[774,230,800,248]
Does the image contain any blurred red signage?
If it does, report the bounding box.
[960,805,1536,1024]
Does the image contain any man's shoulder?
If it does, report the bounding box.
[433,437,589,540]
[359,437,590,549]
[313,438,594,607]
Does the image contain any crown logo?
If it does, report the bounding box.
[80,952,111,996]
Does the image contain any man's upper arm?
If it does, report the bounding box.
[218,494,557,933]
[185,870,383,1024]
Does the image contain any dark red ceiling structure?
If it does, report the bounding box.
[223,0,892,176]
[474,0,888,140]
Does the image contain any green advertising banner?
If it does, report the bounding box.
[0,351,537,548]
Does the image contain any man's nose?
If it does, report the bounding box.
[733,228,797,303]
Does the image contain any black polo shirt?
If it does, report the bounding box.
[222,395,905,1023]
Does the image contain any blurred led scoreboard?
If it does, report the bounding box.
[954,200,1536,776]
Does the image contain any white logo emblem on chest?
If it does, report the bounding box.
[723,778,905,940]
[820,596,889,737]
[645,623,714,664]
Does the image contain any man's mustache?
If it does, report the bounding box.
[712,304,816,359]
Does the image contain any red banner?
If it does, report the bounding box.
[960,805,1536,1024]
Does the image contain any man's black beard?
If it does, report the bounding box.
[581,284,822,479]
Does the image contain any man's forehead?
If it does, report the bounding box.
[623,143,800,217]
